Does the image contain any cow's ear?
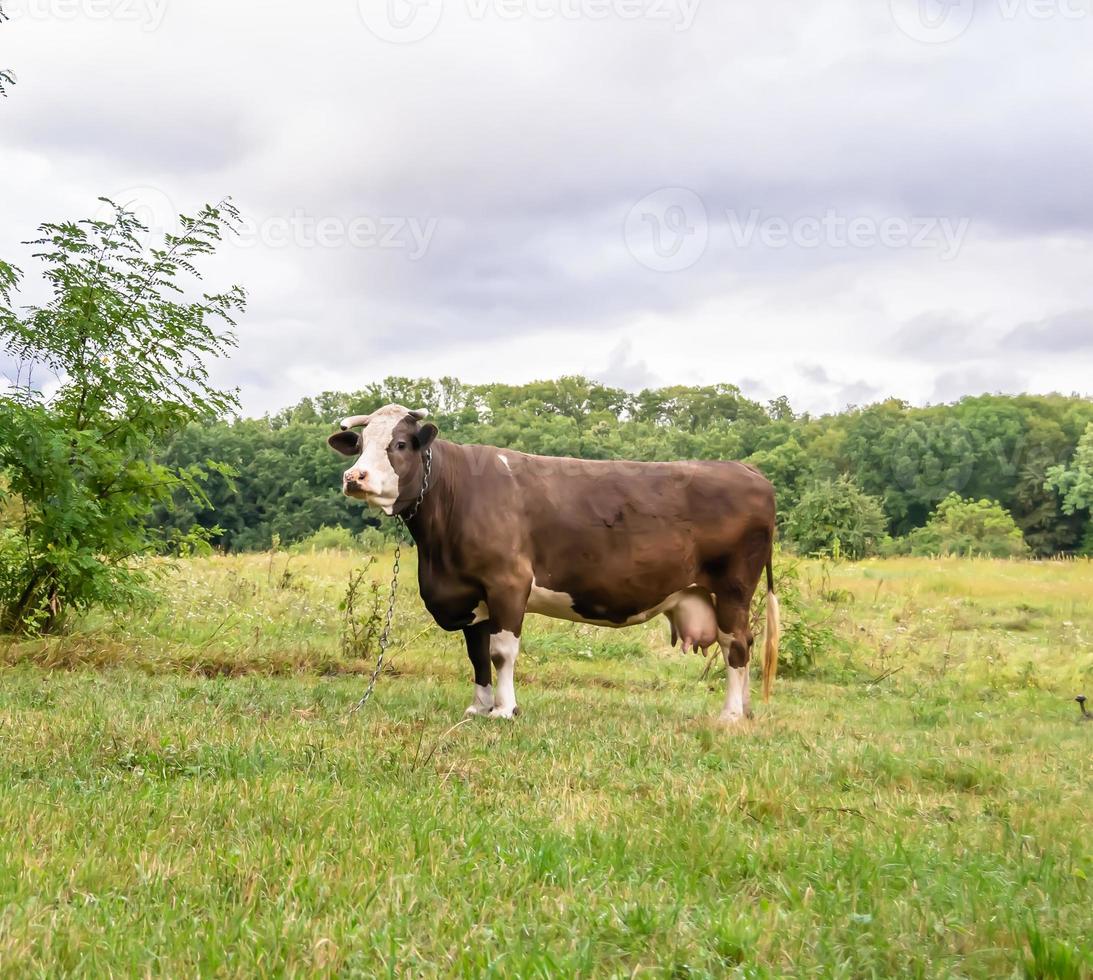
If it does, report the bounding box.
[328,430,362,456]
[413,422,439,451]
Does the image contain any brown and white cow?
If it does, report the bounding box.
[328,403,779,725]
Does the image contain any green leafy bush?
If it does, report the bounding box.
[749,556,838,678]
[899,495,1028,558]
[785,476,889,559]
[291,526,363,553]
[289,525,393,554]
[0,200,244,634]
[357,527,389,553]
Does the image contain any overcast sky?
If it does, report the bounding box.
[2,0,1092,416]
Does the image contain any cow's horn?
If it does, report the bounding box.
[409,408,429,420]
[339,414,372,431]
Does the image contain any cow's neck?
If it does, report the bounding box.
[403,440,457,555]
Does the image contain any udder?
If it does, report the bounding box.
[664,589,719,654]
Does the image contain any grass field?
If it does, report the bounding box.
[0,551,1090,977]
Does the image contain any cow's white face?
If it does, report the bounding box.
[327,404,436,516]
[341,408,405,513]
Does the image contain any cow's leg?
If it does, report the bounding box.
[488,629,521,719]
[483,583,529,720]
[462,622,494,716]
[715,597,754,725]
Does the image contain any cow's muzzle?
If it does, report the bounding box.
[343,469,374,500]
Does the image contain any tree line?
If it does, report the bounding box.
[153,377,1093,557]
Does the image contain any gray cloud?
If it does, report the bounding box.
[798,364,832,386]
[1003,309,1093,353]
[931,365,1030,404]
[890,312,986,361]
[596,340,659,391]
[797,363,882,411]
[6,100,252,171]
[739,376,774,403]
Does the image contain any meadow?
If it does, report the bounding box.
[0,550,1090,977]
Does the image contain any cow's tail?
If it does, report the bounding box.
[762,556,780,702]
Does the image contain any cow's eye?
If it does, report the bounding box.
[395,441,407,451]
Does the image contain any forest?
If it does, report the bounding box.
[153,376,1093,557]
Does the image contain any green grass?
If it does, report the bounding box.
[0,552,1090,977]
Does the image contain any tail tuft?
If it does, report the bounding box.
[762,559,780,702]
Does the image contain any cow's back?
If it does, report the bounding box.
[461,446,774,623]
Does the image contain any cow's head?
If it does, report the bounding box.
[327,404,438,515]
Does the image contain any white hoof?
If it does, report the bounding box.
[488,705,519,720]
[464,684,494,717]
[716,711,747,728]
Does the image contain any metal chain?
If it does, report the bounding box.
[348,447,432,714]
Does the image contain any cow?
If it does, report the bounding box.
[328,403,779,726]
